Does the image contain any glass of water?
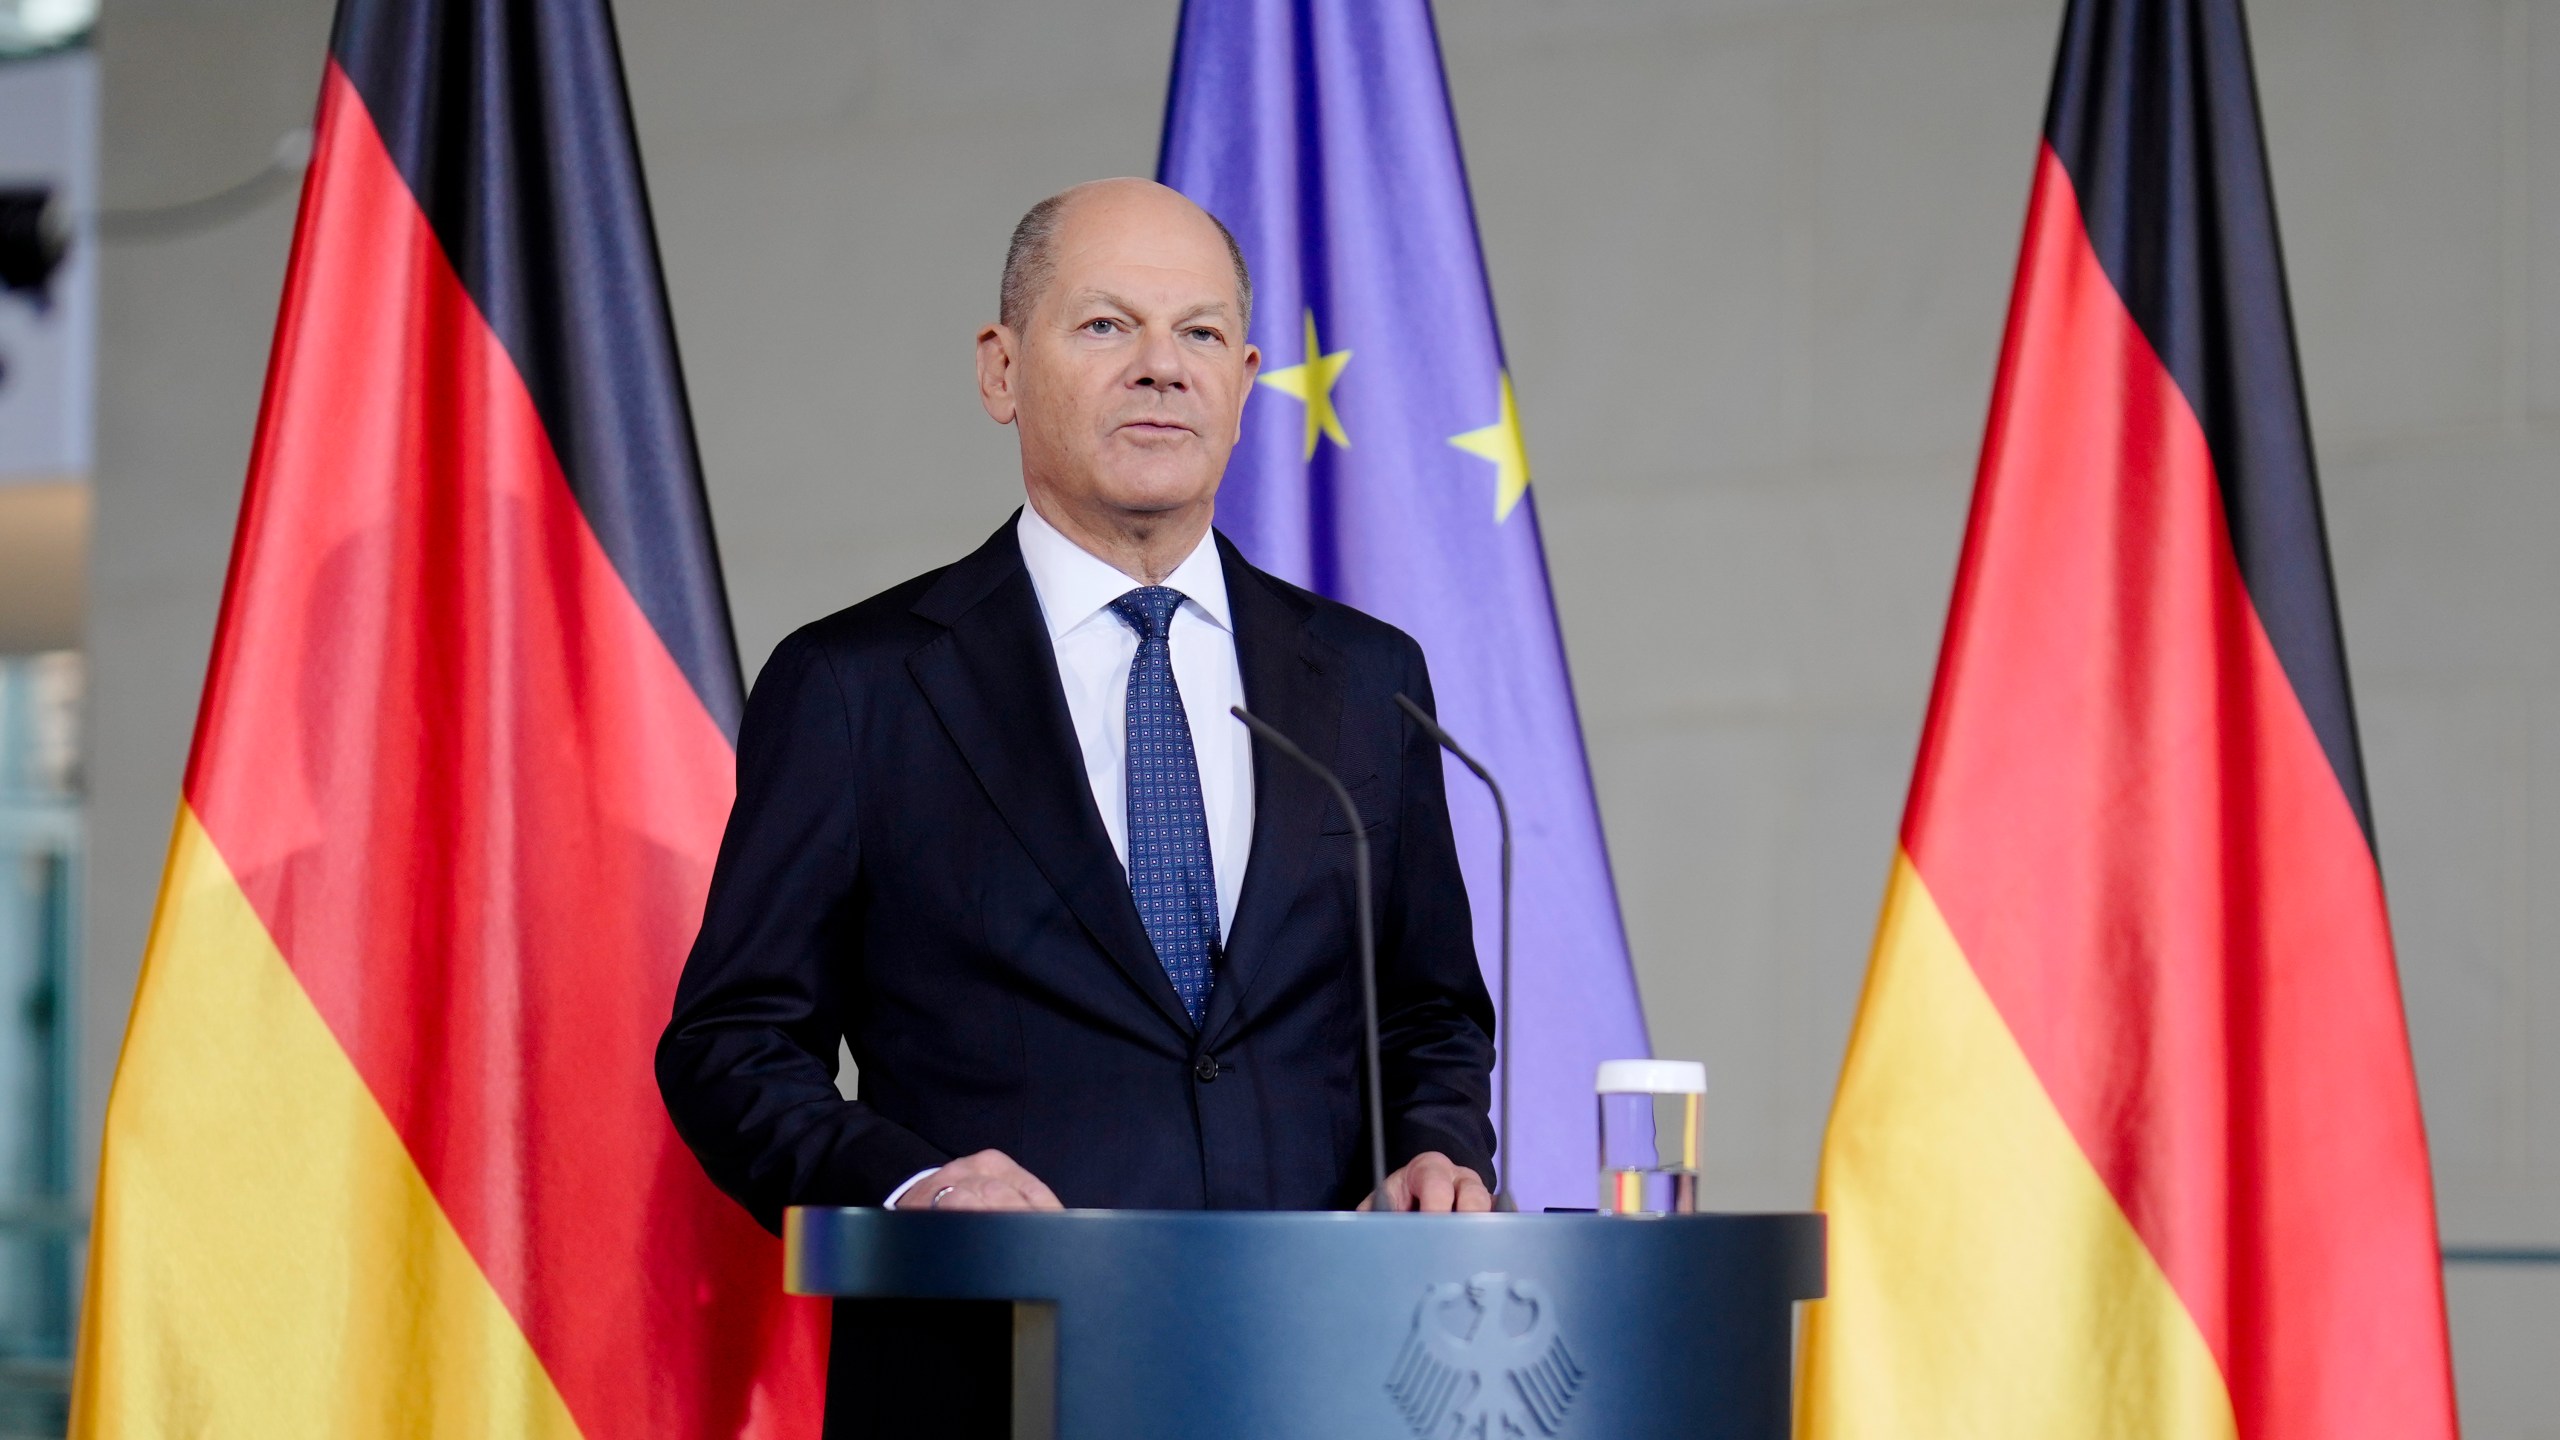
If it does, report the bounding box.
[1596,1059,1706,1215]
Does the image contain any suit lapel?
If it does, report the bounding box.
[907,519,1196,1039]
[1205,536,1345,1048]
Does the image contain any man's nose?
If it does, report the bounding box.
[1131,328,1191,392]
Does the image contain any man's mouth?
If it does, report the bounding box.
[1117,420,1194,438]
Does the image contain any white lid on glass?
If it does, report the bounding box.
[1594,1058,1708,1094]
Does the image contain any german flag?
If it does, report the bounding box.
[70,1,823,1433]
[1799,0,2459,1435]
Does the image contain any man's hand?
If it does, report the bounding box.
[1356,1151,1494,1213]
[896,1149,1065,1212]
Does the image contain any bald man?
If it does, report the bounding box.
[657,180,1498,1426]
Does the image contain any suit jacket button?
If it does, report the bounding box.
[1193,1056,1220,1083]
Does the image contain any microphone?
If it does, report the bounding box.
[1229,705,1390,1213]
[1393,694,1516,1212]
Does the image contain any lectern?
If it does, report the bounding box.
[786,1208,1824,1439]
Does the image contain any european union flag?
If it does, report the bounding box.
[1160,0,1649,1211]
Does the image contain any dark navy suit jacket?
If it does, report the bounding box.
[657,517,1497,1225]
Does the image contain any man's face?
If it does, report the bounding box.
[978,185,1259,524]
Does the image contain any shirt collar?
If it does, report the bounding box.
[1015,502,1234,639]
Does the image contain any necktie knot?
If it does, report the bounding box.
[1110,586,1186,641]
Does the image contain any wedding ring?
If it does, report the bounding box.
[928,1185,958,1210]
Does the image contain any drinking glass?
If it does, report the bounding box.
[1596,1059,1705,1215]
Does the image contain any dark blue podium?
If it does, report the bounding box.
[786,1208,1824,1439]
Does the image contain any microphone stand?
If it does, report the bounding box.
[1393,694,1515,1212]
[1230,706,1390,1213]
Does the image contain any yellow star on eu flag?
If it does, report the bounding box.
[1257,311,1352,459]
[1449,371,1530,521]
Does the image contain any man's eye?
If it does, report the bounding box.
[1186,328,1221,343]
[1084,319,1117,335]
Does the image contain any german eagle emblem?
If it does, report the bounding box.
[1383,1271,1586,1437]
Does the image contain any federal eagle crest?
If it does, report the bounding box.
[1383,1271,1586,1438]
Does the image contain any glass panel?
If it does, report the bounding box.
[0,651,80,1434]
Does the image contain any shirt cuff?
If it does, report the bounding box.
[881,1166,943,1210]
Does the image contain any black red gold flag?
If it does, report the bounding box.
[73,2,823,1433]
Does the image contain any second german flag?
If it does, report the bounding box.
[1800,1,2459,1435]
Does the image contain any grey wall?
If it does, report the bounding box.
[84,0,2556,1430]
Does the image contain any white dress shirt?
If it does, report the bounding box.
[1013,502,1255,938]
[883,504,1257,1208]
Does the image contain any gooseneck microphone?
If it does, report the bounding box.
[1394,694,1516,1212]
[1229,705,1390,1213]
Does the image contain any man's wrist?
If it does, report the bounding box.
[881,1165,943,1209]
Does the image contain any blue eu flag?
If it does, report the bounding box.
[1160,0,1650,1212]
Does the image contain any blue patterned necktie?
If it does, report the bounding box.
[1111,586,1219,1027]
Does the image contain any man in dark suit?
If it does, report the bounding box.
[658,177,1495,1386]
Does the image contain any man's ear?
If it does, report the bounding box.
[976,323,1020,425]
[1231,341,1262,440]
